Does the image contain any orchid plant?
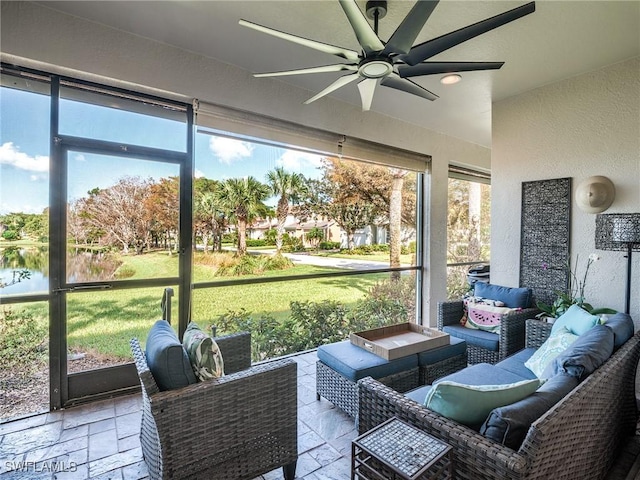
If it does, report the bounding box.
[536,253,617,318]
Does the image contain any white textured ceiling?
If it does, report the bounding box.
[36,1,640,147]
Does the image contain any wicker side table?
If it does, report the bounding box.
[352,417,452,480]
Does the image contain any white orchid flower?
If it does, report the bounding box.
[589,253,600,261]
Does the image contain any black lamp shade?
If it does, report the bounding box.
[612,216,640,244]
[595,213,640,251]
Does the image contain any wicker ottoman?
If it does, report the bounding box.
[418,336,468,385]
[316,341,420,418]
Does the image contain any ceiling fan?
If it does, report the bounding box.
[239,0,535,111]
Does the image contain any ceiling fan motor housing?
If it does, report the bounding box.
[358,56,393,78]
[365,0,388,20]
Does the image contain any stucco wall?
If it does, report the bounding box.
[492,57,640,325]
[1,1,495,323]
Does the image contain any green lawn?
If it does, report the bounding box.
[10,250,389,360]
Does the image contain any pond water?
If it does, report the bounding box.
[0,246,122,295]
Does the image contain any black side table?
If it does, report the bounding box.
[352,417,452,480]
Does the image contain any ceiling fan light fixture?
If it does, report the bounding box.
[440,74,462,85]
[359,59,393,78]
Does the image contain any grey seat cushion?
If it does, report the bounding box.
[145,320,197,391]
[495,348,538,380]
[434,362,531,386]
[480,373,579,449]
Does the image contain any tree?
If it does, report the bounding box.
[145,176,179,253]
[265,167,307,254]
[216,177,270,256]
[389,168,408,279]
[82,176,154,254]
[305,226,325,250]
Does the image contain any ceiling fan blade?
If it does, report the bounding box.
[304,73,360,105]
[338,0,385,55]
[399,61,504,78]
[383,0,440,56]
[255,64,358,78]
[239,19,360,61]
[380,74,439,101]
[401,2,536,66]
[357,78,378,111]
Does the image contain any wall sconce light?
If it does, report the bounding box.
[575,176,615,213]
[595,213,640,314]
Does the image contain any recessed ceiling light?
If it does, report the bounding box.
[440,74,462,85]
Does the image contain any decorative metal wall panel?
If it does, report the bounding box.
[520,178,572,305]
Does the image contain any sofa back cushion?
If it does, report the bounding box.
[602,313,634,349]
[480,374,579,449]
[145,320,197,391]
[543,324,614,380]
[474,283,533,309]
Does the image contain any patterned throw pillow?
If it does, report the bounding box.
[460,296,515,332]
[524,327,578,379]
[182,322,225,381]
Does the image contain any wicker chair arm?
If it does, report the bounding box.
[213,331,252,374]
[525,319,553,349]
[499,307,540,358]
[357,377,527,479]
[437,301,464,329]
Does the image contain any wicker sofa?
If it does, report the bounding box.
[131,330,297,480]
[358,316,640,480]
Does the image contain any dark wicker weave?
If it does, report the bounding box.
[358,320,640,480]
[130,331,298,480]
[316,360,419,418]
[420,351,468,386]
[437,300,539,364]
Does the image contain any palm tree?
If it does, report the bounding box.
[266,167,307,254]
[217,177,269,255]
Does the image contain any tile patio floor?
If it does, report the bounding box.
[1,350,639,479]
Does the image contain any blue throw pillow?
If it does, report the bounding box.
[474,283,532,309]
[543,325,614,380]
[551,304,599,336]
[602,313,634,349]
[145,320,197,391]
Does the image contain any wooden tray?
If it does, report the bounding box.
[350,323,450,360]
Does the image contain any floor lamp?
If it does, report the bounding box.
[595,213,640,314]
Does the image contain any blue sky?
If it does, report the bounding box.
[0,86,323,214]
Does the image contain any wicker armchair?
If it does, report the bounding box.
[130,331,297,480]
[437,300,539,364]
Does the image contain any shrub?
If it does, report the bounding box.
[282,236,305,252]
[367,276,416,315]
[214,309,284,361]
[114,266,136,279]
[246,239,268,247]
[215,255,259,276]
[1,230,19,241]
[319,241,341,250]
[0,307,47,370]
[285,300,349,350]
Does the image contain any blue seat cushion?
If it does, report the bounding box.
[404,385,433,404]
[317,341,418,382]
[145,320,197,391]
[474,283,533,309]
[495,348,538,380]
[418,337,467,366]
[480,373,579,449]
[434,363,530,386]
[443,325,499,352]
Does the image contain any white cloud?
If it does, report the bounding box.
[209,137,253,164]
[0,142,49,172]
[194,169,205,179]
[277,150,323,171]
[29,174,48,182]
[75,154,86,162]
